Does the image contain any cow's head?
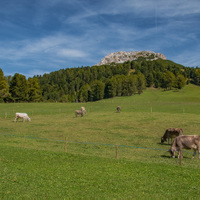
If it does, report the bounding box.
[26,117,31,122]
[168,148,176,158]
[161,137,166,144]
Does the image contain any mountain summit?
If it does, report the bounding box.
[95,51,166,66]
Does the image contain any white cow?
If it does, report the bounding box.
[14,113,31,122]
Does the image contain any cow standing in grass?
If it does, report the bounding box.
[161,128,183,144]
[169,135,200,159]
[75,110,83,117]
[14,113,31,122]
[81,107,87,114]
[116,106,121,113]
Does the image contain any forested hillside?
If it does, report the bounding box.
[0,58,200,103]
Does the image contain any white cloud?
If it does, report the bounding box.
[0,34,89,60]
[0,0,200,78]
[57,49,88,58]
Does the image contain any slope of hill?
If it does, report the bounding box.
[1,51,199,103]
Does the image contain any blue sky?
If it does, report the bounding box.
[0,0,200,78]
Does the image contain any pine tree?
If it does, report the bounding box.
[90,80,105,101]
[0,68,11,102]
[137,72,146,94]
[77,84,91,102]
[9,73,29,102]
[104,77,117,98]
[28,77,42,102]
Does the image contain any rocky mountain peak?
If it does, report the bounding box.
[95,51,166,66]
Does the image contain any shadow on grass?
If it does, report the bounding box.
[161,154,192,160]
[157,142,171,146]
[161,155,171,159]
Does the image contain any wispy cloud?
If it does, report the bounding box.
[0,0,199,77]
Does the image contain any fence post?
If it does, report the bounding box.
[116,144,118,159]
[23,136,25,148]
[179,150,182,166]
[65,137,68,152]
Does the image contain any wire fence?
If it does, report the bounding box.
[0,133,194,166]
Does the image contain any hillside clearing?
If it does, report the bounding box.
[0,84,200,199]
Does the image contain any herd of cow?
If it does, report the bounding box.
[14,106,200,160]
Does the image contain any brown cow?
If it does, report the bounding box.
[161,128,183,144]
[169,135,200,159]
[116,106,121,113]
[75,110,83,117]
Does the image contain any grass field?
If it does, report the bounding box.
[1,84,200,199]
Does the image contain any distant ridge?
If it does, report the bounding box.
[95,51,166,66]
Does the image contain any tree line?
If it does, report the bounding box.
[0,58,200,103]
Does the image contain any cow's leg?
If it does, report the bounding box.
[192,150,196,159]
[14,116,19,122]
[178,150,183,159]
[172,151,176,158]
[198,148,200,159]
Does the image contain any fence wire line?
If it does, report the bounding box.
[0,132,193,154]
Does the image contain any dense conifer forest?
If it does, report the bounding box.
[0,58,200,103]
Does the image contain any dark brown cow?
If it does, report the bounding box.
[169,135,200,159]
[161,128,183,144]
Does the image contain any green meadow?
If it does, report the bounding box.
[1,84,200,199]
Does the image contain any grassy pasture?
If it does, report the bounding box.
[1,146,200,199]
[1,84,200,199]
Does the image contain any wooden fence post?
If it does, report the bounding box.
[23,136,25,148]
[65,137,68,152]
[179,150,182,166]
[116,144,118,159]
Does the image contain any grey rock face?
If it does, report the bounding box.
[95,51,166,66]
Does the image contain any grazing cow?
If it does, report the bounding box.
[169,135,200,159]
[14,113,31,122]
[81,107,87,114]
[116,106,121,113]
[161,128,183,144]
[75,110,83,117]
